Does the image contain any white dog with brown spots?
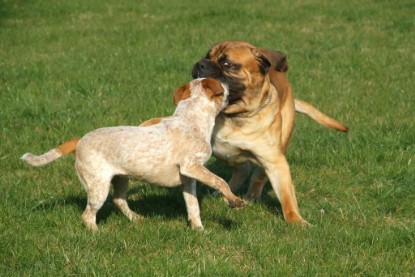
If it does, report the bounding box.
[22,78,245,232]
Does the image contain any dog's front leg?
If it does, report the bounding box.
[263,155,310,226]
[112,175,143,223]
[182,180,203,230]
[180,164,246,209]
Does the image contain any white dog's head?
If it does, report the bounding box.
[173,78,229,111]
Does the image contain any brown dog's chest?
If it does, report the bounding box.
[211,119,273,166]
[212,135,256,165]
[210,102,285,166]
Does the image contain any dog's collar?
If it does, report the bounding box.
[221,90,273,119]
[257,91,272,114]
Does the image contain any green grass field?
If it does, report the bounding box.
[1,0,414,275]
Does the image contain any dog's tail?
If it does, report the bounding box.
[21,137,80,167]
[294,99,349,132]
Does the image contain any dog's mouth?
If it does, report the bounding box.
[224,76,245,104]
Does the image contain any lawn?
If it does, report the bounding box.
[1,0,414,275]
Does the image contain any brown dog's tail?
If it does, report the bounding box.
[21,137,80,167]
[294,99,349,132]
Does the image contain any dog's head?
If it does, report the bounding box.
[173,78,228,110]
[191,41,288,115]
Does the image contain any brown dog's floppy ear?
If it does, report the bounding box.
[201,78,224,96]
[173,83,191,106]
[258,48,289,72]
[260,48,289,72]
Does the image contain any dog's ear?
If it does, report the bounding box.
[254,48,289,73]
[173,83,191,106]
[260,49,289,72]
[201,78,224,97]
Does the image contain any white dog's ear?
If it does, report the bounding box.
[173,83,191,106]
[201,78,224,97]
[254,48,289,73]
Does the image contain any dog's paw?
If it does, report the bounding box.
[297,219,312,228]
[285,214,312,228]
[84,221,99,233]
[189,221,204,231]
[227,197,246,210]
[131,213,145,223]
[191,224,204,231]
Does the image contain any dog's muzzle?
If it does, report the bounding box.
[192,59,244,105]
[192,59,223,80]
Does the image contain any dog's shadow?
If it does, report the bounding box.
[32,178,239,230]
[98,186,189,225]
[33,160,284,229]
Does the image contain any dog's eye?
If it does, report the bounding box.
[222,62,241,71]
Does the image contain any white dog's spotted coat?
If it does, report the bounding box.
[22,78,245,232]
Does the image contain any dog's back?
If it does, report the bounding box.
[75,79,228,187]
[75,121,203,186]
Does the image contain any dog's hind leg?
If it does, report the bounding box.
[228,162,252,193]
[77,173,112,232]
[182,180,203,230]
[245,167,269,202]
[212,162,251,198]
[112,175,143,223]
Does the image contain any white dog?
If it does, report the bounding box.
[22,78,245,232]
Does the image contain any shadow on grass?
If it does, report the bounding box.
[259,192,284,218]
[208,159,285,220]
[31,182,240,230]
[30,160,287,230]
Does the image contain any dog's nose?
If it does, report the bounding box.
[197,61,206,70]
[191,59,210,79]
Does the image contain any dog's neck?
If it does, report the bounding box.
[219,80,275,127]
[256,89,272,114]
[173,96,223,134]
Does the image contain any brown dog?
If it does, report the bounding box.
[188,41,348,226]
[56,41,347,226]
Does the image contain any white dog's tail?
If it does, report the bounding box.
[21,137,80,167]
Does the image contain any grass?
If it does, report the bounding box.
[1,0,414,275]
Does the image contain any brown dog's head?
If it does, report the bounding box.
[192,41,288,115]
